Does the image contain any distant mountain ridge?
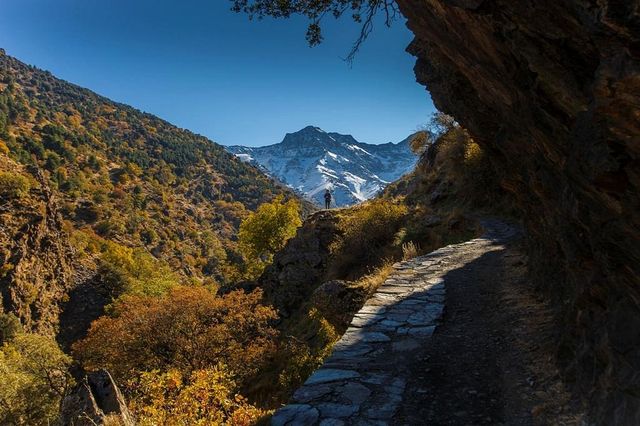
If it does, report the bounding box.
[227,126,418,206]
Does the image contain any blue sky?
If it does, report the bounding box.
[0,0,435,146]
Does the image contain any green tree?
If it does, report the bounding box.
[0,333,74,425]
[238,195,302,278]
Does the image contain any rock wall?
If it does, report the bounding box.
[394,0,639,422]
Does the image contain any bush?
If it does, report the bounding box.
[425,112,503,208]
[128,367,267,426]
[0,313,22,345]
[98,241,179,298]
[276,308,338,394]
[330,199,407,277]
[0,171,31,199]
[0,140,9,155]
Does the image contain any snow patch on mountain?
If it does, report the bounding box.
[226,126,418,207]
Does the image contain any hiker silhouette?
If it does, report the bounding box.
[324,189,332,209]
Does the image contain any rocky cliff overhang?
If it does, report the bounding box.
[394,0,639,422]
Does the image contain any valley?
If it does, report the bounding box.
[0,0,638,423]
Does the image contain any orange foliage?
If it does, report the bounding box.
[73,287,278,386]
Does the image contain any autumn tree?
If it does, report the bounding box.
[73,286,278,387]
[238,195,302,278]
[0,329,74,425]
[98,240,180,298]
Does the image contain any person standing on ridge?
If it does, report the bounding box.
[324,189,332,209]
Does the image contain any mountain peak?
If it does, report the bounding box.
[299,125,324,133]
[228,128,418,207]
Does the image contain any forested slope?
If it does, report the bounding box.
[0,49,297,335]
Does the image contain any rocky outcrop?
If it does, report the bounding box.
[311,280,368,330]
[0,163,74,336]
[260,210,341,317]
[60,370,134,426]
[395,0,639,422]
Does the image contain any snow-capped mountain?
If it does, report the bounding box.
[226,126,418,207]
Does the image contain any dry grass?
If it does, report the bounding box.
[402,241,420,260]
[354,262,394,297]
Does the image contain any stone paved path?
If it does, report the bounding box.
[271,219,518,426]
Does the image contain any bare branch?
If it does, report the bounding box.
[229,0,398,62]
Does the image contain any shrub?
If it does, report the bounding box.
[330,199,407,277]
[425,112,503,208]
[276,308,338,393]
[402,241,420,260]
[0,171,31,199]
[95,219,125,237]
[128,367,267,426]
[0,313,22,345]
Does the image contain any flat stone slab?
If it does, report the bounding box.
[306,369,361,385]
[272,220,517,425]
[360,332,391,343]
[272,404,319,426]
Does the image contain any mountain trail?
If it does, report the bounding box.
[271,219,583,425]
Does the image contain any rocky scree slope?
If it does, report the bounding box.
[395,0,640,422]
[227,126,417,207]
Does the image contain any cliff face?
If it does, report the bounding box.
[0,161,74,336]
[394,0,639,422]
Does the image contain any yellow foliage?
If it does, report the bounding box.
[0,333,74,425]
[238,195,302,279]
[330,199,407,277]
[129,367,267,426]
[67,113,82,129]
[463,140,483,167]
[98,240,179,298]
[0,140,9,155]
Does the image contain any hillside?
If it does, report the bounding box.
[0,49,298,335]
[227,126,417,206]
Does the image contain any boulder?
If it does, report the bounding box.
[60,370,134,426]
